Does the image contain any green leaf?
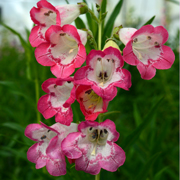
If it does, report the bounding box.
[143,15,156,26]
[101,0,107,30]
[0,22,28,50]
[1,122,25,134]
[75,17,86,29]
[154,166,170,180]
[133,103,142,126]
[103,0,124,43]
[134,152,161,180]
[121,96,164,150]
[101,0,107,14]
[166,0,179,5]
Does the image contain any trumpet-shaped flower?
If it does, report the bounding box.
[38,77,75,126]
[61,119,125,175]
[25,121,77,176]
[35,24,86,78]
[119,25,175,80]
[76,85,109,121]
[29,0,86,47]
[74,47,131,101]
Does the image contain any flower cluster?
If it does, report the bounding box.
[25,0,175,177]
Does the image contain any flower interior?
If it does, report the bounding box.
[95,57,115,87]
[51,32,78,65]
[87,127,109,156]
[132,34,162,64]
[49,81,73,110]
[37,8,57,26]
[82,89,103,112]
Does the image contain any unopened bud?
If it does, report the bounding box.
[103,39,121,53]
[77,2,88,14]
[113,25,123,40]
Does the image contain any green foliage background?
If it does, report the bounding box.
[0,0,179,180]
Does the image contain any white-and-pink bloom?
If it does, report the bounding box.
[25,121,77,176]
[35,24,86,78]
[119,25,175,80]
[74,47,131,101]
[61,119,126,175]
[76,85,109,121]
[29,0,85,47]
[38,77,75,126]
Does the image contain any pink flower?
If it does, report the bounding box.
[25,121,77,176]
[120,25,175,80]
[35,24,86,78]
[61,119,126,175]
[75,85,109,121]
[38,77,75,126]
[74,47,131,101]
[29,0,83,47]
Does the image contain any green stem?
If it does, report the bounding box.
[95,172,100,180]
[35,73,41,124]
[98,22,102,50]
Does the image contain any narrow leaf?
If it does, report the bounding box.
[1,122,25,134]
[103,0,124,43]
[0,22,28,50]
[143,15,156,26]
[166,0,179,5]
[134,152,161,180]
[121,96,164,150]
[154,166,170,180]
[75,17,86,29]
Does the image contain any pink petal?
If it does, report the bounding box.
[131,25,154,39]
[41,78,58,93]
[152,45,175,69]
[74,66,92,85]
[36,156,47,169]
[46,159,66,176]
[29,26,45,47]
[61,132,83,159]
[154,26,168,44]
[62,24,81,43]
[103,47,124,68]
[78,121,99,132]
[137,63,156,80]
[113,69,132,90]
[37,95,57,119]
[99,141,125,172]
[55,107,73,126]
[123,41,139,66]
[35,42,55,66]
[75,156,101,175]
[27,143,42,163]
[25,123,44,141]
[74,44,86,68]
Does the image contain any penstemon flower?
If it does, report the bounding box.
[119,25,175,80]
[25,121,77,176]
[75,85,109,121]
[74,47,131,101]
[35,24,87,78]
[61,119,126,175]
[29,0,88,47]
[37,77,75,126]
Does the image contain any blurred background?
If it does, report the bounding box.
[0,0,179,180]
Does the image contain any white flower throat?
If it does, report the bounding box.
[95,57,115,87]
[87,127,109,156]
[132,34,161,64]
